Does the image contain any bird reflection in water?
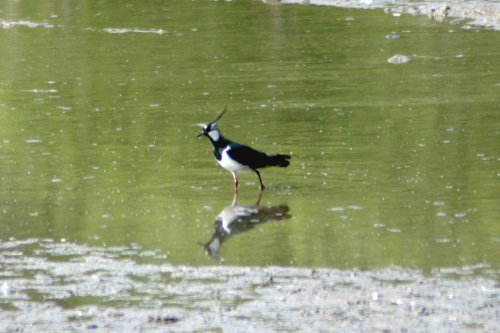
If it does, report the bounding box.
[203,192,291,258]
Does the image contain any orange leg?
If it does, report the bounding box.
[231,172,239,192]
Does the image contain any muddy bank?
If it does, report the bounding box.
[266,0,500,31]
[0,239,498,332]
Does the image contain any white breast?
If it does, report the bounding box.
[218,147,250,172]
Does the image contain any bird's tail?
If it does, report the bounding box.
[266,154,291,167]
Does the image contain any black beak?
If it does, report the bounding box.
[196,123,206,139]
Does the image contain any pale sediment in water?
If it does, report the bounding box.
[264,0,500,31]
[0,240,498,332]
[387,54,411,64]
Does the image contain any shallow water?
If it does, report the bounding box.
[1,1,499,331]
[0,0,498,274]
[1,239,498,332]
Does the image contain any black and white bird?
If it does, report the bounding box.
[197,108,291,191]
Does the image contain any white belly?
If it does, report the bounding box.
[218,147,251,173]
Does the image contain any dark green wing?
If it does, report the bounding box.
[227,143,269,169]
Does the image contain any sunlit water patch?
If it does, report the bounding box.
[0,20,54,29]
[102,28,167,35]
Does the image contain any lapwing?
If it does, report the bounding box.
[197,108,291,191]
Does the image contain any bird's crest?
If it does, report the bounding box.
[212,105,227,124]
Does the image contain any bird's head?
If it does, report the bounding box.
[197,107,226,142]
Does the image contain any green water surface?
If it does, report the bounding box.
[0,0,498,275]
